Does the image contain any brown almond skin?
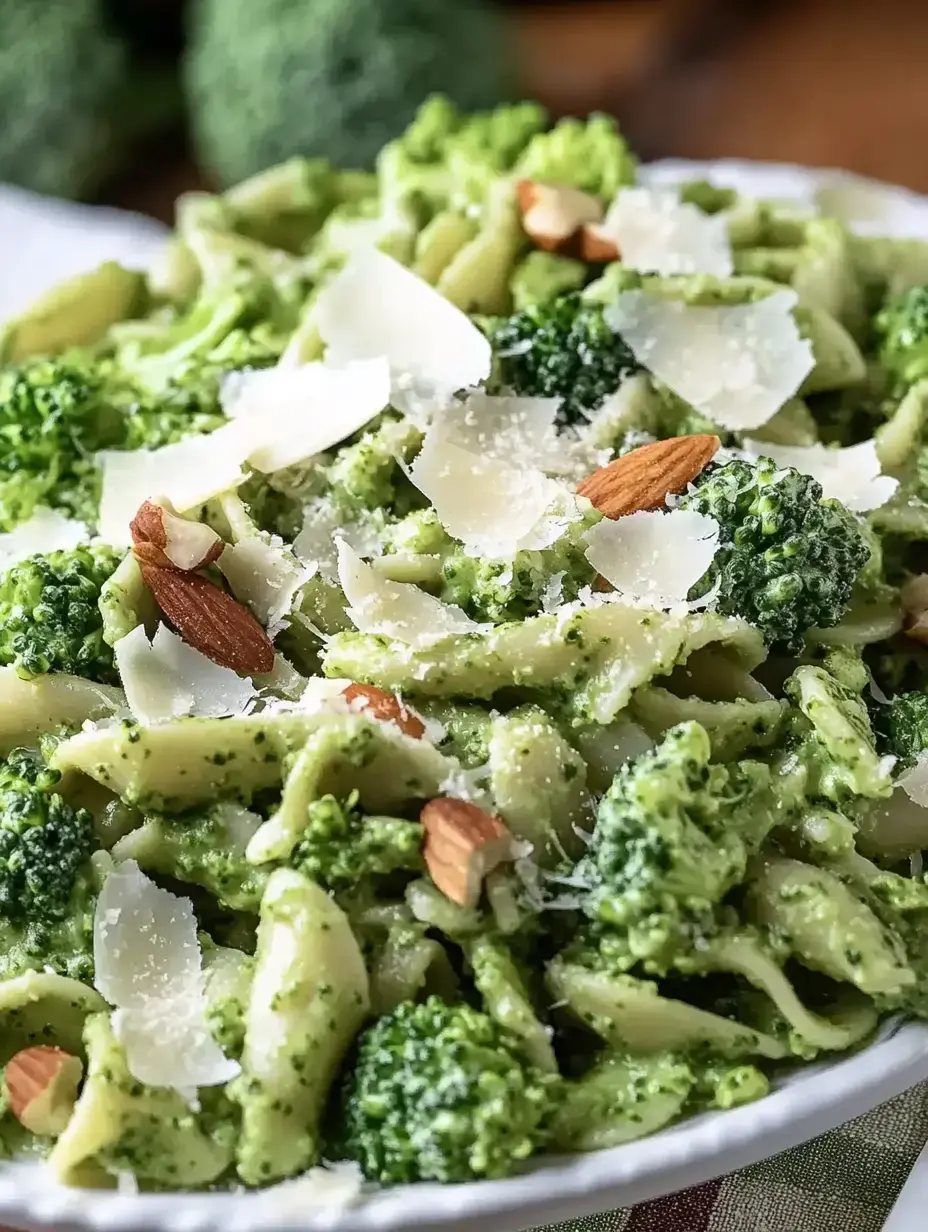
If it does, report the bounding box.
[131,499,224,572]
[420,798,513,908]
[342,683,425,740]
[578,434,721,520]
[141,563,275,675]
[4,1045,81,1131]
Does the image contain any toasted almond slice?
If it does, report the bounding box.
[578,434,721,520]
[140,563,275,675]
[516,179,604,254]
[342,683,426,739]
[131,499,224,573]
[902,574,928,616]
[578,223,621,264]
[4,1046,83,1136]
[420,798,514,909]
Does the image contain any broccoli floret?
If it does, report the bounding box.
[324,417,422,518]
[514,113,637,201]
[121,387,226,451]
[679,456,869,652]
[0,748,97,979]
[882,691,928,769]
[487,294,640,428]
[185,0,513,186]
[572,724,774,958]
[0,0,128,199]
[291,792,423,892]
[338,996,556,1183]
[0,544,122,684]
[875,284,928,387]
[0,359,122,530]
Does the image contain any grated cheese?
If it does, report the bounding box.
[606,288,814,431]
[583,509,720,607]
[599,187,734,277]
[741,437,898,512]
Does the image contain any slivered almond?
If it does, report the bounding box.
[131,499,224,573]
[4,1046,83,1136]
[342,683,425,740]
[140,563,275,675]
[578,434,721,520]
[578,224,621,264]
[516,180,604,254]
[421,798,514,909]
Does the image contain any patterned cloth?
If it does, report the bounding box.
[539,1084,928,1232]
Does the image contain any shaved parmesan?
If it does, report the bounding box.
[0,507,87,566]
[94,861,239,1095]
[314,249,492,407]
[221,358,390,473]
[264,1162,363,1219]
[97,420,253,547]
[606,289,813,431]
[433,392,562,470]
[409,429,571,558]
[599,187,733,277]
[337,539,487,646]
[219,537,314,638]
[741,437,898,512]
[583,509,719,607]
[899,755,928,807]
[293,500,383,583]
[114,624,256,723]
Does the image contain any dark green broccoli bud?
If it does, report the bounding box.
[185,0,513,186]
[875,284,928,387]
[0,749,97,980]
[679,456,869,653]
[573,723,774,946]
[880,691,928,770]
[0,359,122,531]
[122,388,226,451]
[0,545,123,684]
[339,996,556,1183]
[0,0,128,198]
[291,792,423,892]
[487,293,640,428]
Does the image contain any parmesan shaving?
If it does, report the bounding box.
[599,187,733,277]
[93,861,240,1096]
[114,624,256,723]
[219,537,314,639]
[433,392,562,470]
[899,754,928,807]
[221,358,390,473]
[337,539,487,646]
[606,289,814,431]
[314,248,492,407]
[293,500,384,583]
[583,509,720,607]
[97,420,253,547]
[0,507,88,566]
[741,437,898,512]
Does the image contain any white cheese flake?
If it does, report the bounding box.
[433,392,562,470]
[337,539,487,646]
[97,420,254,547]
[293,500,383,583]
[409,428,572,559]
[0,507,88,566]
[93,861,240,1096]
[899,755,928,807]
[606,288,814,431]
[599,187,734,277]
[114,624,256,723]
[221,358,390,473]
[219,537,314,639]
[741,437,898,512]
[314,248,492,408]
[583,509,720,607]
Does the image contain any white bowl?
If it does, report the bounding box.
[3,160,928,1231]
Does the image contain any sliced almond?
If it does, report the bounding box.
[131,499,224,573]
[342,683,425,740]
[420,798,514,909]
[902,574,928,616]
[4,1046,83,1136]
[578,434,721,520]
[140,563,275,675]
[516,179,604,254]
[578,223,621,264]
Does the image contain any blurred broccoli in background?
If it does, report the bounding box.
[185,0,515,187]
[875,284,928,388]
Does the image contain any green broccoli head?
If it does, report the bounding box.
[121,386,226,451]
[882,692,928,769]
[679,456,870,653]
[487,294,641,428]
[514,113,637,201]
[0,0,127,198]
[0,544,123,684]
[339,996,556,1183]
[0,359,121,530]
[291,792,423,892]
[185,0,513,186]
[0,748,97,980]
[875,284,928,387]
[574,723,772,936]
